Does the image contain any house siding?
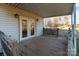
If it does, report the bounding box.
[0,7,19,41]
[0,4,41,19]
[0,4,43,42]
[36,19,44,36]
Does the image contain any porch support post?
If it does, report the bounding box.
[70,3,76,56]
[73,3,76,56]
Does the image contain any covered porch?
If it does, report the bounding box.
[0,3,76,56]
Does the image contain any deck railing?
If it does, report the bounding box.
[0,31,30,56]
[43,28,59,36]
[0,31,14,56]
[67,29,76,56]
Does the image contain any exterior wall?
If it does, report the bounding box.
[36,19,44,36]
[0,4,43,42]
[0,7,19,41]
[0,4,41,19]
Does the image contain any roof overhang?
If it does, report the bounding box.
[7,3,74,18]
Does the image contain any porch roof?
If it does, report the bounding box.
[7,3,74,18]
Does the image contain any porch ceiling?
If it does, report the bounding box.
[7,3,74,17]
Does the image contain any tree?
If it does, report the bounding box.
[53,17,60,28]
[46,20,53,27]
[64,16,69,27]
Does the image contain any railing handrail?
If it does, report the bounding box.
[0,31,14,56]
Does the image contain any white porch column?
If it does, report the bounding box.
[36,19,44,36]
[68,4,76,56]
[73,4,77,56]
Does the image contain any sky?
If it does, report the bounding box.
[76,3,79,24]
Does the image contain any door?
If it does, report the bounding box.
[20,17,28,41]
[30,20,37,36]
[31,20,35,35]
[22,20,27,38]
[20,17,37,41]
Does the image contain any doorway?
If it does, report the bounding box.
[31,20,36,36]
[20,16,36,41]
[22,20,27,38]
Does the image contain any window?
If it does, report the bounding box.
[22,20,27,38]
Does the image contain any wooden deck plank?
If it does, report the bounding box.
[20,35,67,56]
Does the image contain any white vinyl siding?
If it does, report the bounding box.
[0,5,44,42]
[36,19,44,36]
[0,7,19,41]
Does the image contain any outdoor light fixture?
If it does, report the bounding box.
[14,14,19,18]
[36,19,38,22]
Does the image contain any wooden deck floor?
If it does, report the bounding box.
[20,35,68,56]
